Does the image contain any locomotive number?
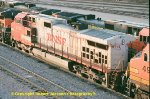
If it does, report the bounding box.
[122,39,125,45]
[142,66,150,73]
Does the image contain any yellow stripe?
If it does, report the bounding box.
[130,75,149,85]
[130,67,139,74]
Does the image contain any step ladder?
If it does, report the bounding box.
[124,78,131,96]
[109,61,121,89]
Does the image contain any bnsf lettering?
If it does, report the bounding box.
[47,33,66,45]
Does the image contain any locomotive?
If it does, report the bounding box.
[1,0,149,37]
[0,1,149,99]
[126,28,149,98]
[52,11,149,37]
[0,8,21,43]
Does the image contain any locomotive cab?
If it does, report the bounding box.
[11,12,37,51]
[0,9,21,44]
[139,28,149,43]
[129,44,150,98]
[128,28,149,61]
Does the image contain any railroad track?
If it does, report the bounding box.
[53,0,149,7]
[0,43,130,99]
[0,55,81,99]
[26,0,149,19]
[51,0,149,10]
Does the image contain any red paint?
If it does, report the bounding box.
[47,33,66,45]
[0,19,13,28]
[128,39,146,51]
[11,12,32,46]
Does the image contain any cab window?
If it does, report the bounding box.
[144,53,148,61]
[27,30,30,37]
[32,18,35,22]
[143,36,146,42]
[140,35,142,41]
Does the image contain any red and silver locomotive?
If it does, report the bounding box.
[0,5,149,98]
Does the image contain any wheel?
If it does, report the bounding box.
[68,63,76,73]
[134,89,142,99]
[11,40,16,47]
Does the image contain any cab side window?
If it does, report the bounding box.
[144,53,148,61]
[27,30,30,37]
[44,22,51,28]
[140,35,142,41]
[143,36,146,42]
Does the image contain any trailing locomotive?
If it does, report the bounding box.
[0,2,149,99]
[1,0,149,37]
[0,8,21,43]
[128,44,149,98]
[77,17,149,36]
[126,28,149,98]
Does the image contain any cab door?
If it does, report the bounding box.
[31,28,37,43]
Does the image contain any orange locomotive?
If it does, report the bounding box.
[126,28,149,98]
[129,44,149,98]
[0,8,20,44]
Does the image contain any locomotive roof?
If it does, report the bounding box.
[30,7,46,12]
[105,20,149,28]
[15,12,28,19]
[55,23,128,41]
[78,18,105,28]
[79,29,125,40]
[53,24,75,30]
[0,8,21,18]
[29,14,66,21]
[54,12,84,20]
[23,6,61,15]
[41,9,61,15]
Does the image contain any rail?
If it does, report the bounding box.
[0,55,83,99]
[0,42,132,99]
